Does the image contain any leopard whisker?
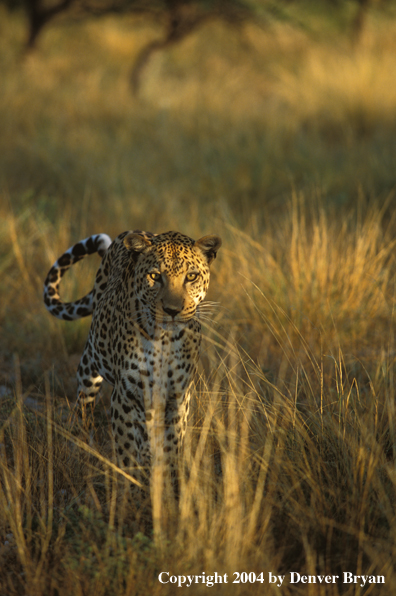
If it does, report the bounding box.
[199,301,220,308]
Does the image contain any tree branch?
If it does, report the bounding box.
[25,0,74,49]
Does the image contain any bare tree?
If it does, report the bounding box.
[25,0,75,48]
[6,0,254,92]
[3,0,389,93]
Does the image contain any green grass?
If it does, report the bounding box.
[1,5,396,594]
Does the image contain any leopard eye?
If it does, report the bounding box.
[149,272,161,282]
[185,272,199,282]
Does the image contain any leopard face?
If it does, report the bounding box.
[124,231,218,325]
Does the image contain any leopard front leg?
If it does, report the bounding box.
[111,385,150,488]
[76,348,104,405]
[164,390,191,480]
[111,384,191,498]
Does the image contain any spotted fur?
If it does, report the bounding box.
[43,233,112,320]
[44,230,221,485]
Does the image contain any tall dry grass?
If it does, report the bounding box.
[1,5,396,595]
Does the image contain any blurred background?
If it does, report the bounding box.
[3,0,396,210]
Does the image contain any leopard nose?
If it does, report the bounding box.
[163,306,181,318]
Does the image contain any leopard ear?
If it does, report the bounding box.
[194,235,222,264]
[123,232,152,253]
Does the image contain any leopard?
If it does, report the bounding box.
[43,229,221,490]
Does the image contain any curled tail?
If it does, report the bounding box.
[43,234,112,321]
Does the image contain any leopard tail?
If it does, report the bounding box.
[43,234,112,320]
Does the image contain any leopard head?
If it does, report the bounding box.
[124,231,221,323]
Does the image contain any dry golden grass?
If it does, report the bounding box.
[1,5,396,594]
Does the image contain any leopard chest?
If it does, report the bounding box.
[109,315,199,404]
